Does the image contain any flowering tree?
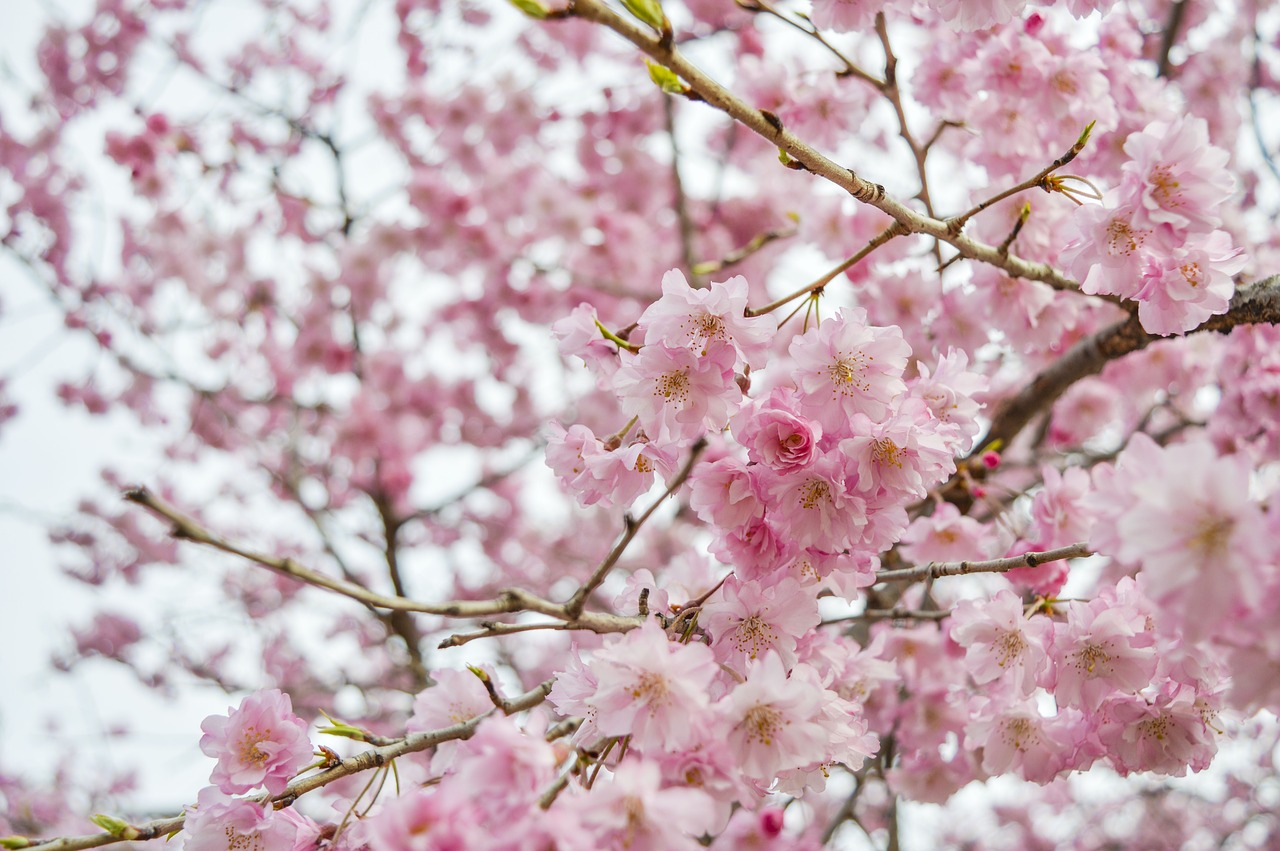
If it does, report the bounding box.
[6,0,1280,847]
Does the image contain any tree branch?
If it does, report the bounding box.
[874,542,1092,583]
[563,0,1085,294]
[978,274,1280,456]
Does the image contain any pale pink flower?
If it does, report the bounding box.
[898,501,988,564]
[788,308,911,432]
[1121,115,1235,234]
[964,698,1079,784]
[949,590,1054,696]
[688,455,765,531]
[927,0,1030,30]
[909,348,986,453]
[703,576,821,670]
[182,787,298,851]
[1059,194,1151,300]
[638,270,776,369]
[723,654,831,779]
[552,302,620,379]
[574,759,716,851]
[360,787,481,850]
[761,452,865,553]
[1098,685,1217,777]
[838,400,954,501]
[408,667,494,774]
[1101,436,1271,636]
[1052,599,1157,711]
[808,0,879,34]
[586,620,719,751]
[1028,465,1093,548]
[614,341,742,443]
[199,689,312,796]
[1133,230,1247,336]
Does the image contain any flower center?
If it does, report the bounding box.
[237,726,271,766]
[741,704,784,747]
[654,369,690,403]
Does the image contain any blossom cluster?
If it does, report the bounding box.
[1061,116,1247,335]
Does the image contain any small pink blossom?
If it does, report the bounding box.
[574,759,717,851]
[1121,115,1235,235]
[199,689,312,796]
[614,341,742,443]
[949,590,1054,696]
[788,308,911,432]
[582,620,719,752]
[638,270,776,369]
[182,787,298,851]
[722,653,833,780]
[1051,599,1157,711]
[731,387,822,473]
[703,576,821,670]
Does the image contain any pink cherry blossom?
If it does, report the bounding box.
[199,689,312,796]
[1120,115,1235,235]
[722,653,838,780]
[581,620,719,752]
[731,387,822,473]
[703,576,821,670]
[950,590,1054,696]
[788,308,911,431]
[573,759,717,851]
[182,787,298,851]
[638,270,777,369]
[614,341,742,444]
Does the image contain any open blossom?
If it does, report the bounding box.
[1121,115,1235,234]
[182,787,299,851]
[638,270,776,369]
[788,308,911,431]
[573,759,717,851]
[703,576,821,670]
[199,689,312,796]
[614,341,742,443]
[1051,599,1157,711]
[723,653,836,780]
[1132,230,1247,336]
[964,697,1082,784]
[1094,435,1271,636]
[949,590,1054,696]
[908,348,985,453]
[1097,685,1218,777]
[578,620,719,752]
[761,452,866,553]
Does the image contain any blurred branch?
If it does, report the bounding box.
[123,486,639,636]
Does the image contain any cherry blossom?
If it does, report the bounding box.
[198,689,313,796]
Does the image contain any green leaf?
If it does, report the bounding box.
[0,837,31,849]
[507,0,549,18]
[621,0,667,32]
[646,60,688,94]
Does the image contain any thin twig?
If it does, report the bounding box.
[564,438,707,617]
[874,542,1092,583]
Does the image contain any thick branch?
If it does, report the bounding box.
[564,0,1084,294]
[874,542,1092,583]
[979,275,1280,455]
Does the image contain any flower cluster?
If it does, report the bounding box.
[1061,116,1247,334]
